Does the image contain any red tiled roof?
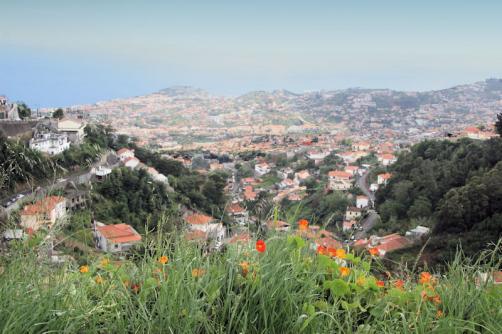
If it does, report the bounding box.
[96,224,142,244]
[227,202,246,214]
[185,230,207,241]
[228,232,251,244]
[21,196,65,216]
[315,237,342,249]
[328,170,352,179]
[117,148,133,155]
[379,173,392,180]
[185,213,215,225]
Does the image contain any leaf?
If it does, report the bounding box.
[324,279,351,297]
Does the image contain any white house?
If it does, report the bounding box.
[93,166,112,181]
[20,196,66,231]
[184,213,225,249]
[370,183,379,192]
[328,170,353,191]
[255,162,271,176]
[378,154,397,166]
[405,225,431,239]
[226,202,249,226]
[124,157,140,169]
[29,132,70,155]
[57,119,86,144]
[116,148,135,162]
[356,195,369,208]
[94,223,142,253]
[377,173,392,185]
[147,167,169,184]
[345,206,362,220]
[294,170,310,185]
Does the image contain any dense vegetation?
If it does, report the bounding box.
[0,231,500,333]
[376,137,502,262]
[92,168,175,233]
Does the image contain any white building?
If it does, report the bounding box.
[255,163,271,176]
[328,170,353,191]
[93,166,112,181]
[57,119,86,144]
[116,148,135,161]
[124,157,140,169]
[29,132,70,155]
[184,213,225,249]
[147,167,169,184]
[356,195,369,208]
[94,223,142,253]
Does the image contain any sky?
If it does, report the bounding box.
[1,0,502,108]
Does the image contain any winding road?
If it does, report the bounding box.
[355,169,379,238]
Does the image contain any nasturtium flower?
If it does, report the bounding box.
[79,265,89,273]
[298,219,309,231]
[339,266,350,277]
[376,280,385,288]
[240,261,249,277]
[192,268,205,278]
[327,247,337,257]
[336,248,346,259]
[159,255,169,265]
[419,272,432,285]
[432,294,441,305]
[317,245,327,255]
[394,279,405,289]
[256,240,266,253]
[436,309,444,318]
[369,247,379,256]
[131,283,140,294]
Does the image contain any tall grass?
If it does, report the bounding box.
[0,234,501,333]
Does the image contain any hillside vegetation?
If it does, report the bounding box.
[375,138,502,263]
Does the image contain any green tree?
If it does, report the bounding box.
[17,103,31,119]
[52,108,64,119]
[495,112,502,136]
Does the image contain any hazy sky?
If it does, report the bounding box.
[1,0,502,107]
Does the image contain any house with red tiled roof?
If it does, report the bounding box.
[294,170,310,185]
[377,153,396,166]
[342,220,357,232]
[377,173,392,185]
[368,233,412,256]
[184,213,225,248]
[328,170,353,191]
[20,196,66,231]
[344,165,359,176]
[95,223,142,252]
[243,185,257,201]
[226,202,249,225]
[345,206,363,220]
[116,148,135,161]
[356,195,369,208]
[352,141,371,151]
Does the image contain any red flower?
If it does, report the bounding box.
[256,240,266,253]
[298,219,309,231]
[369,247,379,256]
[376,280,385,288]
[317,245,327,255]
[394,279,405,289]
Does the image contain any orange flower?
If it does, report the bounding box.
[192,268,205,278]
[419,272,432,285]
[317,245,327,255]
[159,255,169,265]
[298,219,309,231]
[369,247,379,256]
[394,279,405,289]
[327,247,337,257]
[79,265,89,273]
[95,275,104,284]
[432,294,441,305]
[339,266,350,277]
[240,261,249,277]
[436,309,444,318]
[256,240,266,253]
[376,280,385,288]
[335,248,346,259]
[100,258,110,267]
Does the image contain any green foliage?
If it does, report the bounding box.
[0,234,500,333]
[376,138,502,262]
[496,112,502,136]
[92,168,175,233]
[17,103,31,119]
[52,108,64,119]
